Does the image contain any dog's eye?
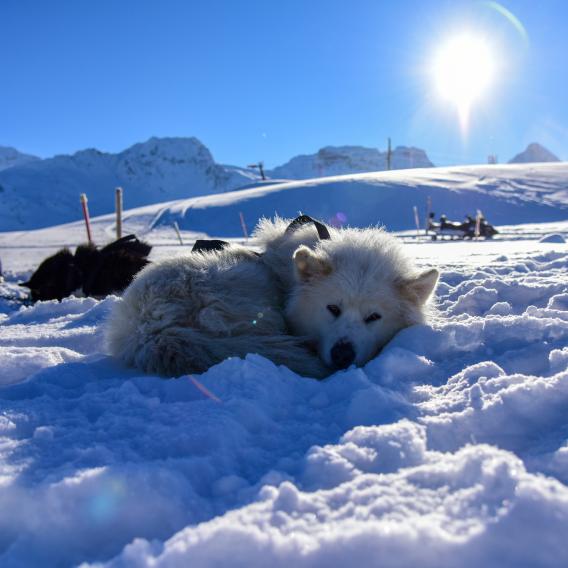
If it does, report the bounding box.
[327,304,341,318]
[364,312,382,324]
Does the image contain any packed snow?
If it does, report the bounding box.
[0,221,567,566]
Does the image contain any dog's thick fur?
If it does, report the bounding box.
[20,235,151,302]
[106,218,439,378]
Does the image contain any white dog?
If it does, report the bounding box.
[105,217,438,378]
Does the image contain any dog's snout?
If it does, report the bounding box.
[330,340,356,369]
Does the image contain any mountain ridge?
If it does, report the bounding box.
[508,142,560,164]
[268,144,433,179]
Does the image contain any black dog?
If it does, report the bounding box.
[20,235,152,302]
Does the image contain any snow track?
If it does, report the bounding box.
[0,242,567,567]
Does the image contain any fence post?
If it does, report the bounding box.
[115,187,123,239]
[239,211,249,241]
[80,193,93,245]
[413,205,420,238]
[173,221,184,245]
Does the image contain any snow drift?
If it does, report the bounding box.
[0,236,567,567]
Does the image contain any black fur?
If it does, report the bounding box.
[20,235,152,302]
[19,248,82,302]
[192,239,230,253]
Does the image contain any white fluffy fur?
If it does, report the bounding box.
[106,218,439,378]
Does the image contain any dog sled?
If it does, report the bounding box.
[427,213,498,241]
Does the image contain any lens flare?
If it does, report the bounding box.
[432,33,494,130]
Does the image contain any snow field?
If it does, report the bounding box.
[0,238,567,566]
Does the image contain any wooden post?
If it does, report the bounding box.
[173,221,184,245]
[386,137,392,171]
[115,187,123,239]
[239,211,249,241]
[475,209,482,239]
[80,193,93,245]
[425,195,432,234]
[413,205,420,238]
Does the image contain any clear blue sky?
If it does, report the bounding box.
[1,0,567,167]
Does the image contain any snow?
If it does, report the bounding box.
[540,233,566,243]
[1,162,567,254]
[1,160,568,566]
[0,226,567,566]
[0,137,260,231]
[0,145,39,172]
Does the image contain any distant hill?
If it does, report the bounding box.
[508,143,560,164]
[0,137,259,231]
[0,146,39,171]
[268,145,433,179]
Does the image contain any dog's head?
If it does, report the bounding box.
[286,231,439,371]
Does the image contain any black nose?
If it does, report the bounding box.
[330,340,356,369]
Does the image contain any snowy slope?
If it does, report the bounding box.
[1,162,568,269]
[268,144,433,179]
[509,142,560,164]
[18,161,563,242]
[0,137,259,231]
[0,145,39,171]
[0,236,567,567]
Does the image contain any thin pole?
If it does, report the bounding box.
[475,210,482,239]
[173,221,184,245]
[239,211,249,241]
[80,193,93,245]
[115,187,123,239]
[413,205,420,238]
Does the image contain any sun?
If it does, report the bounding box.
[432,34,494,129]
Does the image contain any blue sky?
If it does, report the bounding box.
[1,0,567,167]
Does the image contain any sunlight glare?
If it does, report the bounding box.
[433,34,494,130]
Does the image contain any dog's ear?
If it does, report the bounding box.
[293,245,332,282]
[397,268,439,305]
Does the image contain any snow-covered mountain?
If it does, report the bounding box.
[509,142,561,164]
[0,145,39,171]
[0,137,259,231]
[268,145,433,179]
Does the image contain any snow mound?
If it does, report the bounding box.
[540,233,566,243]
[0,243,567,566]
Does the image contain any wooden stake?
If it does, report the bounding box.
[173,221,184,245]
[475,209,482,239]
[115,187,123,239]
[413,205,420,238]
[425,195,432,234]
[80,193,93,245]
[239,211,249,241]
